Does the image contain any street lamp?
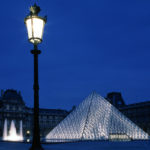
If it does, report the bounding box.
[24,3,47,150]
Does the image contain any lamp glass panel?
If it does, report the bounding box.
[32,18,45,40]
[26,18,32,40]
[25,17,45,44]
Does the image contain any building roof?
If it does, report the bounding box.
[119,100,150,110]
[1,89,25,105]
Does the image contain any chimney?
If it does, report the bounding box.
[1,89,4,97]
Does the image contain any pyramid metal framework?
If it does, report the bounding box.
[46,93,149,142]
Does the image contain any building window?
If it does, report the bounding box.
[13,106,16,111]
[6,105,9,110]
[19,107,22,111]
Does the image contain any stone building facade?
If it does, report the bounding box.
[0,89,68,139]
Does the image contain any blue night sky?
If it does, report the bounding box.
[0,0,150,110]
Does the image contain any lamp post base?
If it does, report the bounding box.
[30,144,44,150]
[29,146,44,150]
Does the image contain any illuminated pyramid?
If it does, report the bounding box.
[46,92,149,142]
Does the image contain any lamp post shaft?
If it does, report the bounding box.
[30,45,43,150]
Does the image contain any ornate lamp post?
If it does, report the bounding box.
[24,3,47,150]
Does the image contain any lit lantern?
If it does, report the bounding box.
[24,4,47,45]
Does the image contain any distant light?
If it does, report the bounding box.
[27,130,30,134]
[27,139,30,142]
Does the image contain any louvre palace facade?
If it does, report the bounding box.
[0,89,150,140]
[0,89,68,138]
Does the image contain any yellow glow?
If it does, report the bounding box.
[27,130,30,134]
[25,16,45,44]
[26,19,32,40]
[109,134,130,141]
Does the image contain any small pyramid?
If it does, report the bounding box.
[46,92,149,141]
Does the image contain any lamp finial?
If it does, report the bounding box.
[30,3,41,15]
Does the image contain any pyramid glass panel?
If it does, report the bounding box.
[46,93,149,142]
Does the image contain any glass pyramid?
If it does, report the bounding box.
[46,92,149,142]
